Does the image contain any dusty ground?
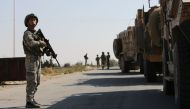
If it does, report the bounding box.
[0,67,175,109]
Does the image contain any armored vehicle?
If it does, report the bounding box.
[113,26,138,73]
[160,0,190,108]
[134,9,145,74]
[135,6,162,82]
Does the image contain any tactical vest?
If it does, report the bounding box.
[23,30,43,56]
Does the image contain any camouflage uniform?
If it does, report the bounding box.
[96,55,100,68]
[106,52,110,69]
[100,52,106,69]
[23,29,43,103]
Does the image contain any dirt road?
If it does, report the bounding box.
[0,67,175,109]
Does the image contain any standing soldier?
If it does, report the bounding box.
[95,55,100,68]
[84,53,88,66]
[100,52,106,69]
[23,13,46,108]
[106,52,110,69]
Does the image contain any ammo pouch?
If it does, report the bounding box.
[23,41,43,56]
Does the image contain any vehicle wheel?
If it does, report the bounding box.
[113,39,122,59]
[144,60,157,82]
[126,61,131,73]
[163,39,174,95]
[163,79,174,95]
[173,21,190,109]
[138,53,144,74]
[120,56,130,73]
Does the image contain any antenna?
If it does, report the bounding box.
[148,0,151,8]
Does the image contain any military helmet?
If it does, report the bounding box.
[24,13,38,27]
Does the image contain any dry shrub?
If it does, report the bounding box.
[42,67,58,76]
[41,65,94,76]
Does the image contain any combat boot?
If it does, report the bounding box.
[33,99,41,105]
[26,101,40,108]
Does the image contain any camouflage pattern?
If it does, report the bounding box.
[25,55,41,102]
[100,52,106,69]
[23,29,44,102]
[23,30,43,56]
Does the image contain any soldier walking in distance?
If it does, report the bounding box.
[100,52,106,69]
[84,53,88,66]
[96,55,100,68]
[106,52,110,69]
[23,13,46,108]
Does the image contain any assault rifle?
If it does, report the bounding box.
[35,29,61,67]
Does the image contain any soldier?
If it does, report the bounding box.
[106,52,110,69]
[95,55,100,68]
[23,13,46,108]
[84,53,88,66]
[100,52,106,69]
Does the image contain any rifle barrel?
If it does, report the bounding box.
[55,58,61,67]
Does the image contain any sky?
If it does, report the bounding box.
[0,0,159,66]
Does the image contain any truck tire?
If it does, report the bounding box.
[173,20,190,109]
[113,39,122,59]
[163,79,174,95]
[120,56,130,73]
[144,60,157,82]
[137,53,144,74]
[163,40,174,95]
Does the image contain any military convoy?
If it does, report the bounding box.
[113,0,190,108]
[113,6,162,82]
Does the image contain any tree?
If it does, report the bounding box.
[41,57,58,68]
[64,63,71,67]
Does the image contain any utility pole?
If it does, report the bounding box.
[13,0,15,57]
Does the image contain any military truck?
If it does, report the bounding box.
[113,26,138,73]
[160,0,190,108]
[134,9,145,74]
[135,6,162,82]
